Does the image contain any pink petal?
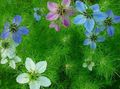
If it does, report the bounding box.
[49,23,60,31]
[62,17,70,27]
[62,0,71,7]
[47,2,58,12]
[46,12,59,21]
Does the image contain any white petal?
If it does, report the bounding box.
[14,56,21,63]
[25,58,36,72]
[35,61,47,74]
[82,63,87,68]
[88,65,93,71]
[29,80,40,89]
[7,48,16,59]
[16,73,30,84]
[1,58,8,64]
[1,49,8,59]
[38,76,51,87]
[9,60,16,69]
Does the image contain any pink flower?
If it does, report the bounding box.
[46,0,73,31]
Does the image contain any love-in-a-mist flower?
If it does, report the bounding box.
[16,58,51,89]
[84,28,105,49]
[74,1,106,32]
[46,0,73,31]
[83,58,95,71]
[100,10,120,36]
[1,15,29,44]
[34,8,42,21]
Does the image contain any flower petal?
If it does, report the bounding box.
[38,76,51,87]
[35,61,47,74]
[90,41,96,49]
[14,56,21,63]
[62,0,71,7]
[90,4,99,12]
[93,12,107,22]
[25,57,36,73]
[113,16,120,23]
[46,12,59,21]
[1,58,8,64]
[47,2,58,12]
[88,64,93,71]
[13,15,22,26]
[9,60,16,69]
[1,31,10,39]
[18,27,29,35]
[97,36,105,42]
[84,19,95,32]
[34,13,41,21]
[74,15,86,24]
[106,10,114,18]
[49,23,60,31]
[29,80,40,89]
[107,26,114,36]
[12,32,22,43]
[76,1,86,12]
[34,8,39,11]
[62,17,70,27]
[83,39,91,45]
[85,31,91,37]
[16,73,30,84]
[82,63,87,68]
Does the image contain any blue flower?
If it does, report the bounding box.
[74,1,107,32]
[1,15,29,44]
[83,28,105,49]
[34,8,41,21]
[100,10,120,36]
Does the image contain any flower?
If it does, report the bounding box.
[83,28,105,49]
[100,10,120,36]
[74,1,107,32]
[34,8,41,21]
[83,58,95,71]
[46,0,73,31]
[1,15,29,44]
[16,58,51,89]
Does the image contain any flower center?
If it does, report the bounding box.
[57,6,66,15]
[10,23,18,33]
[104,17,112,26]
[84,9,93,18]
[36,10,41,15]
[30,73,39,80]
[90,34,97,41]
[2,41,10,49]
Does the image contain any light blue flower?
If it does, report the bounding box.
[100,10,120,36]
[84,28,105,49]
[74,1,107,32]
[34,8,41,21]
[1,15,29,44]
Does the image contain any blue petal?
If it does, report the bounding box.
[34,13,41,21]
[13,15,22,26]
[34,8,39,11]
[106,10,114,18]
[74,15,86,24]
[90,41,96,49]
[12,32,22,43]
[93,12,107,22]
[97,36,105,42]
[84,19,95,32]
[1,31,10,39]
[84,39,91,45]
[85,31,91,37]
[76,1,86,12]
[107,26,114,36]
[90,4,99,12]
[4,22,10,31]
[113,16,120,23]
[94,28,101,35]
[18,27,29,35]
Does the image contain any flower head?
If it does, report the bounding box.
[46,0,73,31]
[83,58,95,71]
[83,28,105,49]
[74,1,107,32]
[34,8,42,21]
[16,58,51,89]
[1,15,29,44]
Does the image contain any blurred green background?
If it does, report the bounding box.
[0,0,120,89]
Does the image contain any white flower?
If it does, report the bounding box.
[16,58,51,89]
[82,58,95,71]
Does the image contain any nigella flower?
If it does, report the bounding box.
[34,8,41,21]
[16,58,51,89]
[101,10,120,36]
[46,0,73,31]
[1,15,29,44]
[84,28,105,49]
[74,1,107,32]
[82,58,95,71]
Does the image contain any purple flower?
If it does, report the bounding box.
[1,15,29,44]
[84,28,105,49]
[34,8,41,21]
[74,1,107,32]
[101,10,120,36]
[46,0,73,31]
